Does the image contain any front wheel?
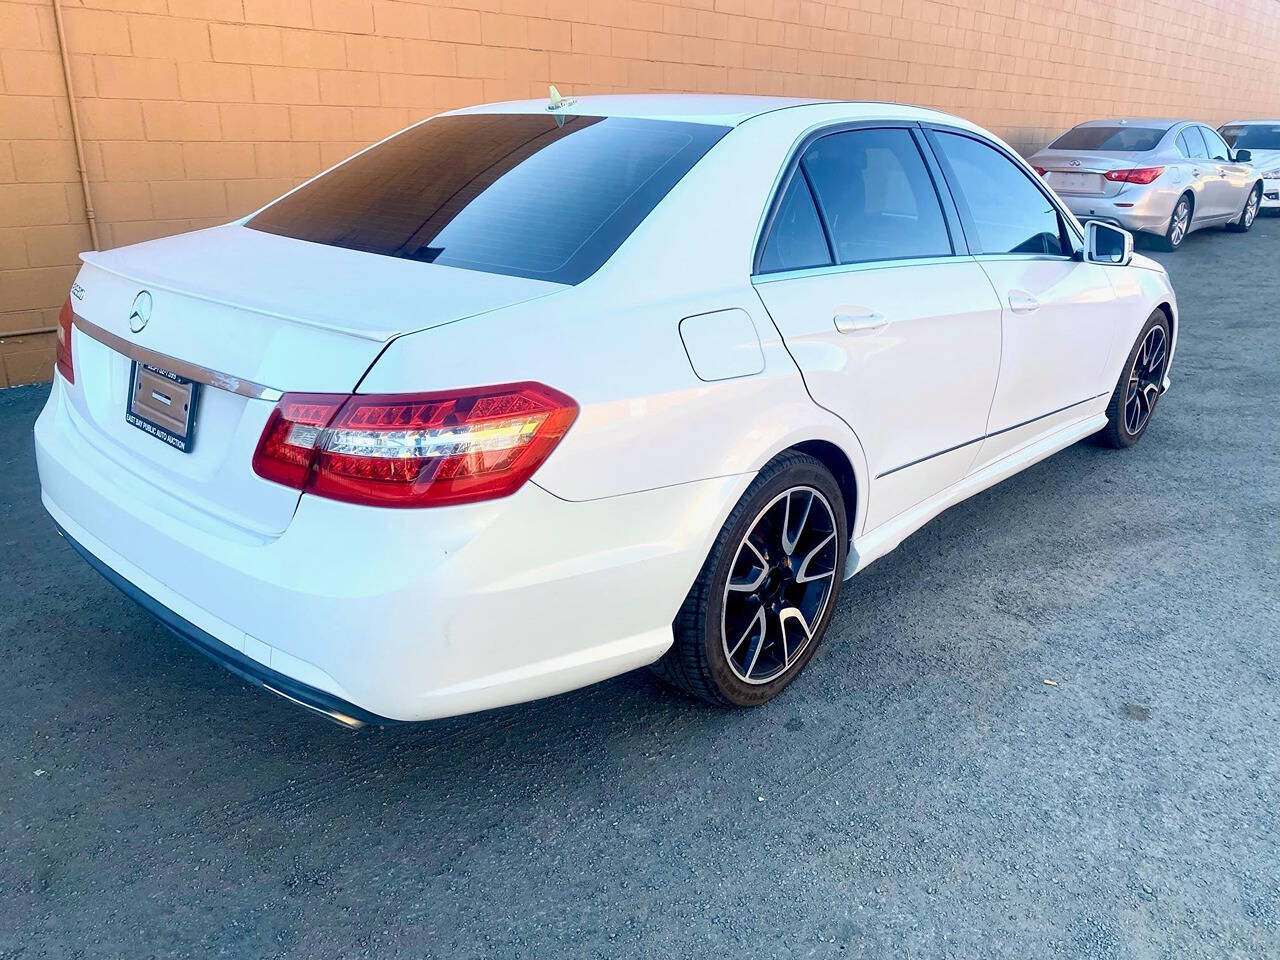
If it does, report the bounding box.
[1095,310,1171,449]
[1226,183,1262,233]
[651,452,848,707]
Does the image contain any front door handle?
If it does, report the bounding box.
[833,310,887,334]
[1007,291,1040,314]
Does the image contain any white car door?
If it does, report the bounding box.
[752,125,1002,532]
[924,127,1128,469]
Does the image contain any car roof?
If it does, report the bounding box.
[442,93,972,129]
[1220,118,1280,126]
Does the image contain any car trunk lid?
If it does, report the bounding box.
[64,224,562,537]
[1033,151,1149,198]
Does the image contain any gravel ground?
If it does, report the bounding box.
[2,223,1278,959]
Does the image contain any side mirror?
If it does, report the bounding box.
[1235,148,1253,163]
[1085,220,1133,266]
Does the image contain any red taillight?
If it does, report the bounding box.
[252,382,578,508]
[1033,166,1047,177]
[55,297,74,384]
[1105,166,1164,184]
[252,394,347,489]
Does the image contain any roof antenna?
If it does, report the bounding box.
[547,84,577,126]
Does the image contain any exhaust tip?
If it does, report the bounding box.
[262,683,367,730]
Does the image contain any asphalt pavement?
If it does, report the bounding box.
[2,221,1278,959]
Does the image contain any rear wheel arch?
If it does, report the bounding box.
[1177,189,1194,225]
[1155,192,1193,250]
[788,439,859,541]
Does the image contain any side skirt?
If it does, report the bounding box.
[844,412,1109,578]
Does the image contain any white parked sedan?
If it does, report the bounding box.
[35,95,1178,727]
[1218,119,1280,212]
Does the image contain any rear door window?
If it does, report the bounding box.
[1048,125,1168,151]
[247,113,728,285]
[933,131,1067,257]
[1178,127,1209,159]
[799,128,953,265]
[1199,126,1231,161]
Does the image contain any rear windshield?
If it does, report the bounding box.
[1048,125,1169,152]
[1219,124,1280,151]
[247,113,728,285]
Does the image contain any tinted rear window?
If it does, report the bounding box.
[247,113,728,284]
[1220,124,1280,151]
[1048,125,1168,152]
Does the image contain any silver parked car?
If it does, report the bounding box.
[1028,118,1263,251]
[1218,120,1280,214]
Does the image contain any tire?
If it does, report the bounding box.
[1154,193,1192,251]
[1095,309,1171,449]
[1226,182,1262,233]
[651,451,848,707]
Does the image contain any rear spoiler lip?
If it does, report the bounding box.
[80,248,396,343]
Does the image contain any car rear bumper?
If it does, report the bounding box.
[36,377,748,723]
[54,521,391,728]
[1058,191,1174,235]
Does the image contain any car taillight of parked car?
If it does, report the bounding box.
[1105,166,1165,184]
[252,382,578,508]
[55,296,74,384]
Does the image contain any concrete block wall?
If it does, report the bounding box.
[2,0,1279,385]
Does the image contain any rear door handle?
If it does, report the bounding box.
[1007,291,1040,314]
[833,310,887,334]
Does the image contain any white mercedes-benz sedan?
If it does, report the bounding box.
[35,95,1179,727]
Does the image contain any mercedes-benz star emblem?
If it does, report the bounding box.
[128,290,153,333]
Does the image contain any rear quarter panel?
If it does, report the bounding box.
[359,278,868,511]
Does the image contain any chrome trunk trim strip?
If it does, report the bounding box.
[73,313,283,402]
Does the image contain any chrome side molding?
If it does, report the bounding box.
[72,313,284,402]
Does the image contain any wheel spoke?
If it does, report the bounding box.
[743,610,768,678]
[1125,391,1140,433]
[781,490,813,555]
[728,602,765,659]
[1142,382,1160,410]
[727,538,768,593]
[795,531,837,583]
[1145,345,1165,374]
[777,606,813,668]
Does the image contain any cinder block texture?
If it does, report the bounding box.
[3,0,1279,384]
